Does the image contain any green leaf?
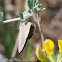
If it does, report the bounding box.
[33,0,38,7]
[33,4,46,13]
[33,4,42,13]
[23,10,33,20]
[38,4,42,8]
[27,0,33,9]
[36,4,42,12]
[41,8,46,12]
[28,10,32,13]
[16,10,33,21]
[33,7,37,13]
[16,11,23,19]
[0,12,3,21]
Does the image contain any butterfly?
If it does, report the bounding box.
[18,22,36,53]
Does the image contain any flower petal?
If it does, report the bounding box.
[58,40,62,52]
[42,39,54,55]
[36,46,47,62]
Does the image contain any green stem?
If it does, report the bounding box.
[57,52,62,62]
[0,17,20,24]
[48,52,56,62]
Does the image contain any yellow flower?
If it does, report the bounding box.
[42,39,54,55]
[58,40,62,52]
[36,46,47,62]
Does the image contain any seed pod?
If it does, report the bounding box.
[18,22,36,53]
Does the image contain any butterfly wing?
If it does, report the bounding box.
[18,22,32,53]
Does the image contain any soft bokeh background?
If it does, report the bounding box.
[0,0,62,62]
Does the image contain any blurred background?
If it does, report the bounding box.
[0,0,62,62]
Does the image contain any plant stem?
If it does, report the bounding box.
[11,35,18,59]
[37,13,44,45]
[10,32,19,62]
[0,17,20,24]
[37,13,46,55]
[33,13,44,45]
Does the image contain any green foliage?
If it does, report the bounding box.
[16,11,23,19]
[0,0,46,24]
[33,0,38,6]
[27,0,38,9]
[16,10,33,21]
[27,0,33,9]
[0,12,3,21]
[16,0,46,21]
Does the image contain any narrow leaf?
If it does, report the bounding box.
[27,0,33,9]
[16,11,23,19]
[33,0,38,7]
[41,8,46,12]
[23,10,33,19]
[38,4,42,8]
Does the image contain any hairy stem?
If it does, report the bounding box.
[33,13,44,45]
[37,13,44,44]
[0,17,20,24]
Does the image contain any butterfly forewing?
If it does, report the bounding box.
[18,22,33,53]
